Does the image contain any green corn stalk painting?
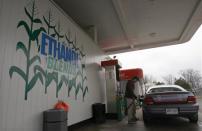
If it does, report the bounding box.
[81,64,88,101]
[56,75,68,97]
[73,56,88,100]
[83,86,88,101]
[34,65,58,94]
[43,10,56,37]
[42,10,60,96]
[75,68,88,101]
[9,0,89,101]
[64,34,75,97]
[9,1,45,100]
[75,82,82,100]
[67,76,76,97]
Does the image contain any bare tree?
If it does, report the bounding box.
[179,69,202,94]
[143,74,157,90]
[163,74,175,85]
[143,74,156,84]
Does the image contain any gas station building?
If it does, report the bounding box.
[0,0,202,130]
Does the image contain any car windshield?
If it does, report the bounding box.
[148,87,183,93]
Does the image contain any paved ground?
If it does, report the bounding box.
[71,98,202,131]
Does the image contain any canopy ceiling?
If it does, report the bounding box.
[53,0,202,54]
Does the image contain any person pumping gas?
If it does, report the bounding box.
[125,76,140,124]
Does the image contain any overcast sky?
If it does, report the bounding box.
[112,26,202,82]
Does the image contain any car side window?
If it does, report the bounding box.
[148,87,182,93]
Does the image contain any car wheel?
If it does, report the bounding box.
[143,111,150,124]
[189,113,198,123]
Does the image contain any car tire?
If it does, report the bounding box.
[189,113,198,123]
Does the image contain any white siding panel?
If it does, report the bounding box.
[0,0,107,131]
[0,0,5,130]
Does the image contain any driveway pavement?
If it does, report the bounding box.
[70,98,202,131]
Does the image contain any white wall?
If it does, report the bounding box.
[0,0,106,131]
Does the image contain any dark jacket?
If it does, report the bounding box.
[125,80,137,99]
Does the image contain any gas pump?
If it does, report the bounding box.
[101,59,124,120]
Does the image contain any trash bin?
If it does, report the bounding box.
[92,103,105,123]
[43,109,67,131]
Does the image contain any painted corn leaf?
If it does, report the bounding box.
[56,75,68,96]
[57,75,69,97]
[82,64,85,68]
[61,75,68,85]
[52,72,58,83]
[81,52,86,57]
[65,35,71,44]
[45,71,58,88]
[31,27,46,44]
[56,80,63,97]
[37,45,41,52]
[51,34,56,38]
[43,16,49,26]
[16,41,28,57]
[75,47,80,51]
[59,34,64,38]
[68,78,76,96]
[54,28,64,39]
[45,74,53,88]
[54,28,59,36]
[57,81,63,91]
[36,72,44,85]
[24,7,32,21]
[76,71,82,77]
[49,25,55,29]
[75,83,82,99]
[17,20,31,36]
[33,18,42,24]
[9,66,26,82]
[83,86,88,100]
[43,16,55,28]
[45,71,58,94]
[83,76,87,82]
[27,72,44,93]
[34,65,46,77]
[29,55,41,66]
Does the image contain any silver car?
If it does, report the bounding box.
[142,85,199,123]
